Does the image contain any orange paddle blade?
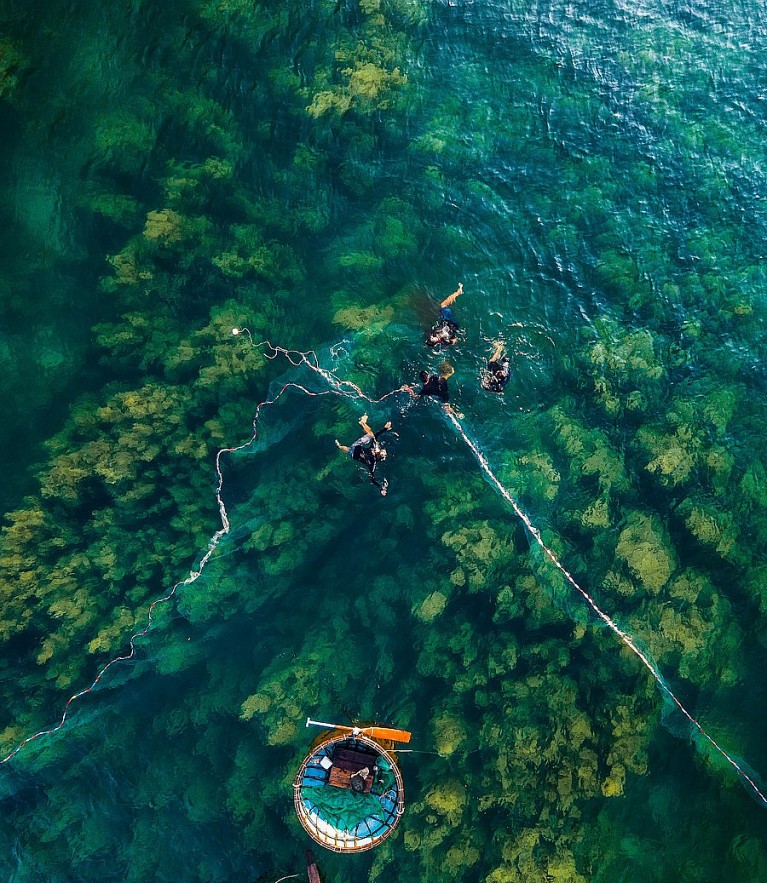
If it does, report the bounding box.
[305,718,412,743]
[361,726,412,744]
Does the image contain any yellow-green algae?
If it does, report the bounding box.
[1,0,767,880]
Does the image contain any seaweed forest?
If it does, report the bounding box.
[1,0,767,880]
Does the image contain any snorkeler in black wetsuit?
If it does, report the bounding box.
[425,283,464,348]
[403,363,462,416]
[481,341,510,393]
[335,415,393,496]
[415,369,450,402]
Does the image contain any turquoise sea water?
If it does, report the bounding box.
[2,0,767,880]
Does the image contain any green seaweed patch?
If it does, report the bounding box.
[92,110,157,176]
[492,585,526,624]
[0,37,27,100]
[333,306,394,336]
[168,89,244,160]
[587,324,665,415]
[423,479,483,524]
[615,512,676,595]
[702,387,737,434]
[413,590,448,623]
[637,579,742,688]
[143,208,214,250]
[82,191,144,227]
[337,250,384,272]
[594,248,653,308]
[373,197,421,259]
[433,710,468,757]
[424,779,467,822]
[602,569,638,599]
[163,157,235,210]
[636,423,700,487]
[306,25,409,119]
[739,461,767,508]
[580,495,611,530]
[386,0,429,26]
[239,647,327,745]
[102,243,154,290]
[516,452,560,502]
[678,499,740,561]
[703,446,734,493]
[441,521,515,590]
[549,405,629,494]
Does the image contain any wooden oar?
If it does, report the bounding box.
[306,717,412,744]
[306,849,321,883]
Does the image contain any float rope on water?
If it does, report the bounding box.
[2,329,765,812]
[442,409,767,807]
[0,332,399,765]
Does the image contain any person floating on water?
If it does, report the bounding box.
[481,341,510,393]
[335,414,393,496]
[403,362,462,416]
[425,282,464,348]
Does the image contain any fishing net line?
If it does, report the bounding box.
[2,328,765,810]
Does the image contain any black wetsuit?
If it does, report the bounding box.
[349,426,391,492]
[426,307,459,348]
[417,374,450,403]
[482,357,510,393]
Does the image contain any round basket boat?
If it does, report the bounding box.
[293,729,405,853]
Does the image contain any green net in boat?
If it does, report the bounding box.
[307,757,396,832]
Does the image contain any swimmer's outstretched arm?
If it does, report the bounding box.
[335,439,350,452]
[440,282,463,309]
[490,341,505,362]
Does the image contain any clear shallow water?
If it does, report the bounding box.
[1,0,767,880]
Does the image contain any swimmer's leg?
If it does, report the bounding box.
[365,458,387,495]
[369,472,388,495]
[359,415,375,437]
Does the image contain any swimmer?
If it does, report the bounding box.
[335,415,393,496]
[425,283,464,348]
[402,362,462,416]
[481,341,510,393]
